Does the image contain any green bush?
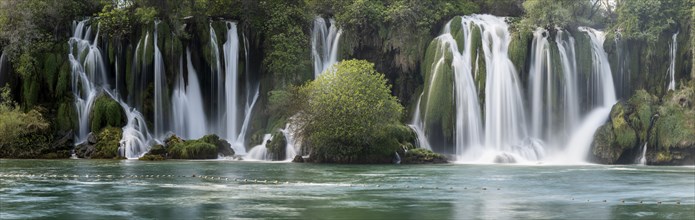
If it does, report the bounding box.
[0,85,53,158]
[298,60,405,163]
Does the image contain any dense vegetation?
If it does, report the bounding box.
[293,60,411,163]
[0,0,692,163]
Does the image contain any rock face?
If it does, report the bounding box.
[591,83,695,165]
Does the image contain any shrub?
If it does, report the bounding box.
[297,60,405,163]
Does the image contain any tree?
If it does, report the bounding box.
[296,60,408,163]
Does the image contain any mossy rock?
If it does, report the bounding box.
[56,100,77,133]
[402,148,448,164]
[167,141,218,159]
[90,127,123,159]
[266,131,287,160]
[200,134,234,157]
[90,95,126,132]
[139,154,165,161]
[164,134,228,159]
[591,124,621,164]
[609,102,637,149]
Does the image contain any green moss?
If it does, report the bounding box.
[90,95,126,132]
[56,100,77,132]
[402,148,448,164]
[266,131,287,160]
[421,39,455,141]
[91,127,123,159]
[610,102,637,149]
[139,154,165,161]
[167,141,218,159]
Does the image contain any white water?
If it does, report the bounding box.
[408,95,432,150]
[222,22,242,153]
[170,49,208,139]
[0,51,7,86]
[153,20,167,138]
[638,142,648,165]
[413,16,618,164]
[245,134,273,161]
[527,28,581,149]
[281,123,300,160]
[667,32,679,91]
[558,27,617,163]
[311,16,342,78]
[69,20,153,158]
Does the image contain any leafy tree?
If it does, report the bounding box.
[520,0,597,29]
[296,60,406,163]
[613,0,690,43]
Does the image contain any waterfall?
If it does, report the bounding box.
[0,51,7,86]
[281,123,300,160]
[561,27,617,163]
[245,134,273,161]
[209,22,225,134]
[528,28,552,140]
[638,142,648,165]
[667,32,679,91]
[414,15,543,162]
[223,21,240,150]
[170,49,209,139]
[153,20,167,138]
[311,16,342,78]
[409,95,432,151]
[527,28,581,147]
[556,29,580,134]
[69,20,153,158]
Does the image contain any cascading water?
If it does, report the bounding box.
[153,20,167,138]
[667,32,679,91]
[245,134,272,161]
[281,123,300,160]
[168,22,255,155]
[527,28,581,148]
[414,15,619,164]
[170,50,208,139]
[638,143,648,165]
[69,20,153,158]
[311,16,342,78]
[414,15,541,162]
[409,95,432,151]
[0,51,7,86]
[561,27,617,163]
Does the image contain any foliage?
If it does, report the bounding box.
[97,2,158,39]
[90,95,126,132]
[259,0,311,88]
[520,0,601,29]
[0,85,52,158]
[0,0,100,59]
[613,0,691,43]
[297,60,405,163]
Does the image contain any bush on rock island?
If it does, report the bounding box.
[295,59,418,164]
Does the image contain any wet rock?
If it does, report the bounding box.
[292,155,305,163]
[402,148,448,164]
[494,153,517,164]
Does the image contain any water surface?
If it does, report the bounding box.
[1,160,693,219]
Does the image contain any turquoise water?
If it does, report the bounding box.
[1,159,693,219]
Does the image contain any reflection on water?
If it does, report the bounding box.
[0,160,693,219]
